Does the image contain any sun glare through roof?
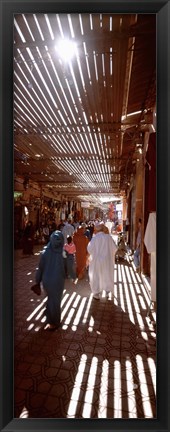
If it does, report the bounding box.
[55,39,77,62]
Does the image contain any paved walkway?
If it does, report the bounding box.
[14,245,156,419]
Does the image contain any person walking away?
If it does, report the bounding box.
[64,236,77,283]
[42,224,49,244]
[87,222,117,300]
[134,218,142,272]
[35,230,65,330]
[73,223,89,280]
[105,220,113,234]
[22,220,34,255]
[84,224,92,240]
[57,219,65,231]
[62,219,74,244]
[88,222,94,239]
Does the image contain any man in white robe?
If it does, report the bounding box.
[87,223,117,299]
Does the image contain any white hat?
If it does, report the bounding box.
[94,221,104,231]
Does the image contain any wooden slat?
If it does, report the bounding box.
[69,51,101,157]
[22,14,45,43]
[14,51,59,126]
[14,14,33,44]
[13,12,156,200]
[46,13,65,41]
[56,13,72,40]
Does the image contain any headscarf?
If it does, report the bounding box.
[48,230,64,252]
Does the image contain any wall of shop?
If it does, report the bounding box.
[142,132,156,275]
[14,175,100,248]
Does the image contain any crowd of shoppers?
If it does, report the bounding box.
[30,216,145,330]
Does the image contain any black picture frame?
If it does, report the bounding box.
[0,1,169,431]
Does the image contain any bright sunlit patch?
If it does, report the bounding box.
[130,268,149,306]
[82,294,93,324]
[67,354,87,418]
[124,268,149,317]
[118,282,125,312]
[35,307,46,320]
[19,406,29,418]
[98,359,109,417]
[63,294,81,328]
[113,268,119,305]
[114,360,122,417]
[137,314,145,329]
[151,311,156,322]
[138,295,147,310]
[120,267,135,323]
[136,354,153,417]
[151,332,156,338]
[121,110,142,120]
[34,326,41,332]
[71,297,87,331]
[55,39,77,62]
[125,359,137,417]
[141,331,148,341]
[88,316,94,332]
[82,356,98,418]
[61,292,76,323]
[27,323,34,330]
[64,308,77,327]
[26,296,47,321]
[147,357,156,395]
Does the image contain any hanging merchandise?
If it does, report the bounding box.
[145,133,156,212]
[61,209,65,220]
[68,201,70,214]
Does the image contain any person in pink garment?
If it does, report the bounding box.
[64,236,77,282]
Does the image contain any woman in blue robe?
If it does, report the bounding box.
[36,230,65,330]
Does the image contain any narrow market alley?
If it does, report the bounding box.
[5,10,158,424]
[1,4,170,430]
[14,243,156,419]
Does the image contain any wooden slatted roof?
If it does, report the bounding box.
[14,13,156,204]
